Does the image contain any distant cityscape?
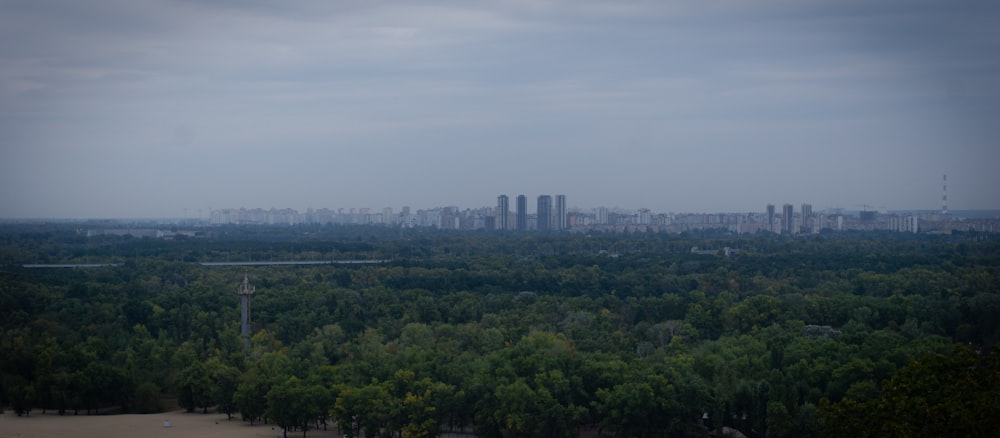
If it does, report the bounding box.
[104,193,997,236]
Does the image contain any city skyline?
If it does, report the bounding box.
[74,201,992,236]
[90,198,998,223]
[2,1,999,218]
[11,186,991,234]
[3,192,998,221]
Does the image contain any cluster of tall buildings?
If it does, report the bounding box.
[494,194,568,231]
[197,198,994,235]
[765,203,814,234]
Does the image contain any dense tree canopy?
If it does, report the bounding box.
[1,224,999,436]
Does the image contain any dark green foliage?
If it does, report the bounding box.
[267,376,329,438]
[0,225,998,437]
[821,344,1000,437]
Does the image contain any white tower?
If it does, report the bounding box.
[238,274,255,346]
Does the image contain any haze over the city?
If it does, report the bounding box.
[2,0,999,219]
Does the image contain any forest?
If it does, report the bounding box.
[1,224,999,437]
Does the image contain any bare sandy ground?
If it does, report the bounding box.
[0,410,341,438]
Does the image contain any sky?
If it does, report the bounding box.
[1,0,999,218]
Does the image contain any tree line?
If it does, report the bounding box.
[1,226,999,437]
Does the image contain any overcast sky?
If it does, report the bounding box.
[2,0,998,218]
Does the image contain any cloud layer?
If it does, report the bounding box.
[2,0,999,217]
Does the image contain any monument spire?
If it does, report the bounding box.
[237,272,255,347]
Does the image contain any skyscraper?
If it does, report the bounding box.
[555,194,567,230]
[638,208,651,225]
[516,195,527,231]
[497,195,509,230]
[782,204,794,234]
[766,204,775,232]
[537,195,553,231]
[597,207,609,225]
[801,203,812,233]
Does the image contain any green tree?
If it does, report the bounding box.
[5,374,35,416]
[207,357,240,419]
[234,381,266,425]
[822,344,1000,437]
[266,376,329,438]
[334,383,392,438]
[766,401,794,438]
[236,350,293,424]
[595,380,667,438]
[175,360,212,413]
[474,332,586,438]
[384,370,457,438]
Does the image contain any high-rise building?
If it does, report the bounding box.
[801,203,812,233]
[782,204,794,234]
[638,208,651,225]
[597,207,609,225]
[537,195,553,231]
[555,194,567,230]
[496,195,509,230]
[942,174,948,215]
[766,204,776,232]
[516,195,527,231]
[401,206,412,228]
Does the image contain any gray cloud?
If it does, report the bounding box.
[1,0,998,217]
